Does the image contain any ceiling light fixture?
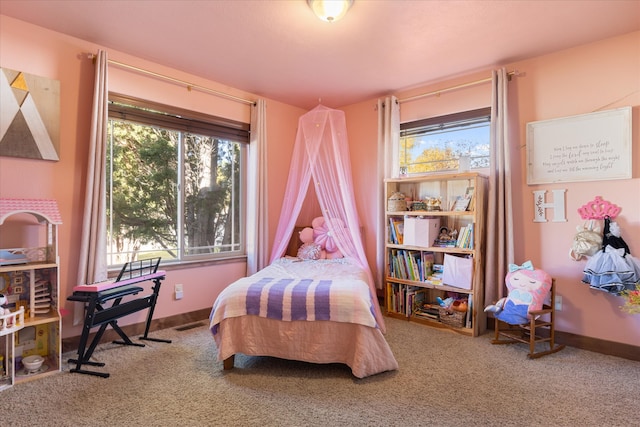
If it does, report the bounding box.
[307,0,353,23]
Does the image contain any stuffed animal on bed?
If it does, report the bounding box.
[311,216,344,259]
[484,261,552,325]
[297,216,345,260]
[297,226,325,260]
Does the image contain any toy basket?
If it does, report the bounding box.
[387,192,407,212]
[438,307,466,328]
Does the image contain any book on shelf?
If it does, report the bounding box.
[388,282,404,314]
[426,275,443,286]
[389,217,404,245]
[427,264,443,285]
[433,239,457,248]
[421,252,435,279]
[413,309,439,320]
[455,224,474,249]
[413,301,440,319]
[410,251,422,281]
[388,249,433,282]
[432,263,444,274]
[465,186,475,211]
[452,194,473,211]
[388,218,397,244]
[456,226,467,248]
[406,286,427,317]
[389,249,407,279]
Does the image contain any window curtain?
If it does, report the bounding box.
[74,50,109,325]
[485,68,515,305]
[246,99,269,275]
[376,96,399,289]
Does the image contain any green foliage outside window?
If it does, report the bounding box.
[107,118,243,267]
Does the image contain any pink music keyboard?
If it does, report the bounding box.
[72,271,166,293]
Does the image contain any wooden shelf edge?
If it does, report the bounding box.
[386,277,473,295]
[0,262,57,273]
[24,313,60,327]
[386,244,474,254]
[14,366,60,384]
[386,210,475,217]
[385,310,475,337]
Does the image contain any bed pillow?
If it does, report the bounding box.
[297,242,323,260]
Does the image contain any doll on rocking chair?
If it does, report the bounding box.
[484,261,552,325]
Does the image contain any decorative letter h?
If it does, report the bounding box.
[533,189,566,223]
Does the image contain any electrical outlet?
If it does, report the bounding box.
[174,284,184,300]
[555,295,562,311]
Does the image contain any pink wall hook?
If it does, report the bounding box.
[577,196,621,220]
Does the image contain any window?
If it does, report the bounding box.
[399,107,491,174]
[106,94,249,267]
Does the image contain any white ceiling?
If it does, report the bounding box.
[1,0,639,109]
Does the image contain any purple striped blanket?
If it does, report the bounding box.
[209,277,377,335]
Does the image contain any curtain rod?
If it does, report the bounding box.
[88,53,256,106]
[398,70,520,104]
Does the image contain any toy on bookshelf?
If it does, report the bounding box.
[425,197,442,211]
[433,226,457,247]
[409,201,427,211]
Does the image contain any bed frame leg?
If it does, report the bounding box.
[223,355,235,370]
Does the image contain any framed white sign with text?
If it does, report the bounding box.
[526,107,632,185]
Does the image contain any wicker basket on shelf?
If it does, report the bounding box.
[438,307,466,328]
[387,192,407,211]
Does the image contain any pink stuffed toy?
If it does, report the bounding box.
[484,261,552,325]
[311,216,344,259]
[297,227,325,260]
[296,216,346,259]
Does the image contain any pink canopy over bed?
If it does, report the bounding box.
[269,105,386,333]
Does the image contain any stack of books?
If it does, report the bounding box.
[456,224,474,249]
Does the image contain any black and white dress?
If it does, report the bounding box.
[582,217,640,295]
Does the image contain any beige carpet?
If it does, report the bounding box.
[3,316,638,427]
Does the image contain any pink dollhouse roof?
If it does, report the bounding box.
[0,198,62,225]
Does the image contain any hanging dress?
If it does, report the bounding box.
[582,217,640,295]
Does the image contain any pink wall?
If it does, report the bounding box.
[1,14,638,348]
[508,32,640,346]
[347,31,640,347]
[0,15,303,339]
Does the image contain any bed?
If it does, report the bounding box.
[209,256,398,378]
[209,106,398,378]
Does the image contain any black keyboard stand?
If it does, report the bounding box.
[67,272,170,378]
[139,275,171,344]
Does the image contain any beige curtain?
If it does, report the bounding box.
[485,68,515,306]
[246,99,269,275]
[75,50,109,324]
[376,96,400,289]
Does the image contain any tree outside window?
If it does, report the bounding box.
[106,97,246,267]
[400,108,490,174]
